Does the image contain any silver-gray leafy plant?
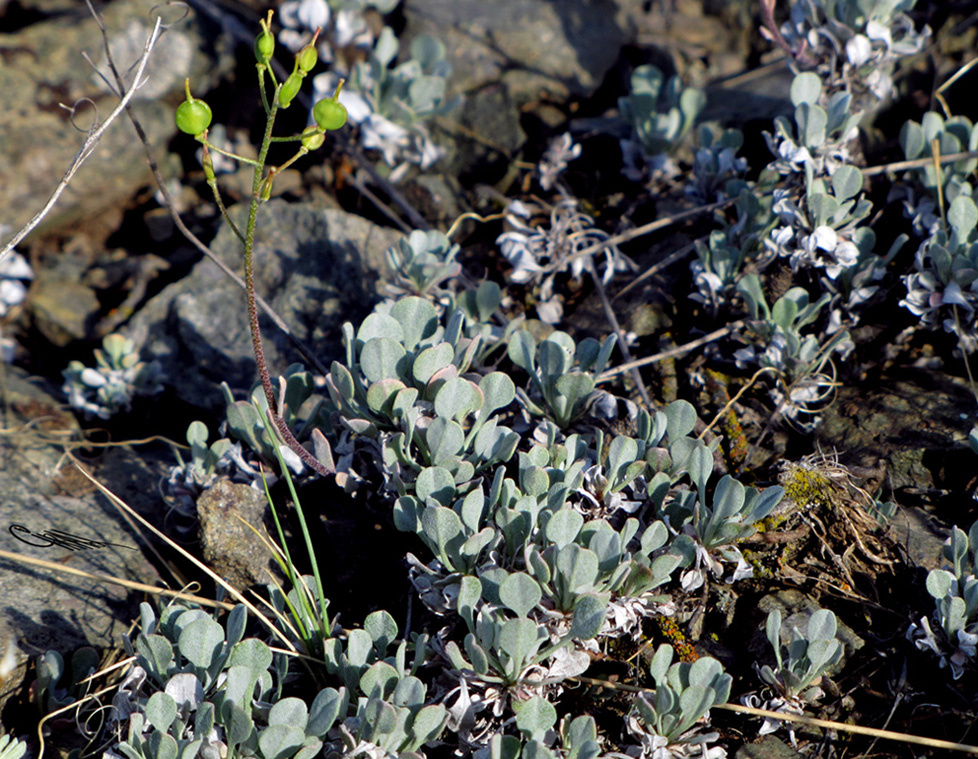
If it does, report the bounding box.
[62,332,163,419]
[898,112,978,226]
[276,0,399,64]
[625,644,731,759]
[899,196,978,353]
[908,519,978,679]
[506,329,617,429]
[764,74,870,280]
[162,421,243,522]
[742,608,842,741]
[686,126,748,205]
[757,608,842,703]
[618,64,706,180]
[766,0,929,105]
[111,601,446,759]
[485,712,602,759]
[326,296,519,493]
[733,273,852,429]
[496,198,633,325]
[0,735,26,759]
[385,229,463,302]
[312,30,459,179]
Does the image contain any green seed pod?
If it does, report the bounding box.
[312,97,347,131]
[300,125,325,151]
[278,72,303,108]
[255,29,275,64]
[297,43,318,74]
[175,80,212,136]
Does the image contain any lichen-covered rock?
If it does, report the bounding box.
[196,478,283,593]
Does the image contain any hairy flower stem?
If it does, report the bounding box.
[243,103,334,477]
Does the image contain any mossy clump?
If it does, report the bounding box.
[778,458,839,510]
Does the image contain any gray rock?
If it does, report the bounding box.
[128,200,402,410]
[735,736,805,759]
[438,84,526,181]
[26,268,101,347]
[817,371,976,495]
[196,479,284,593]
[0,365,160,718]
[403,0,630,102]
[887,504,952,573]
[0,0,230,236]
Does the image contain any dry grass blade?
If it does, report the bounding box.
[860,148,978,177]
[572,676,978,755]
[720,701,978,755]
[0,548,230,610]
[65,454,300,653]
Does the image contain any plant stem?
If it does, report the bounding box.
[199,139,262,168]
[243,103,334,476]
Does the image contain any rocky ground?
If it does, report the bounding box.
[2,0,978,757]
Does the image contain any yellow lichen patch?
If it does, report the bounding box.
[779,460,838,510]
[742,548,774,579]
[753,454,859,534]
[655,616,699,663]
[704,368,749,471]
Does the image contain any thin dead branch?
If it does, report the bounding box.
[0,17,163,266]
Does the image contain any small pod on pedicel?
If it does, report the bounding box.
[175,79,212,136]
[313,97,348,131]
[278,72,303,109]
[255,28,275,65]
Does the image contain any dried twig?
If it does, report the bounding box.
[584,258,653,410]
[570,676,978,755]
[0,547,232,610]
[0,17,163,266]
[597,320,746,381]
[860,148,978,177]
